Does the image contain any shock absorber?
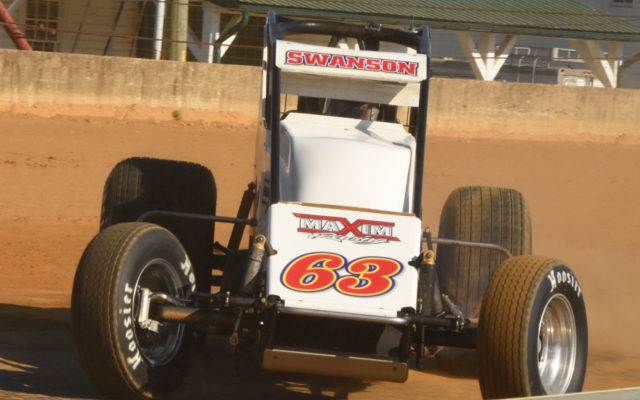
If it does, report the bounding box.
[240,234,267,295]
[229,234,268,349]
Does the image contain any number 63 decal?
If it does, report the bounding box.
[280,252,403,297]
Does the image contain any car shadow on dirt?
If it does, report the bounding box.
[173,336,371,399]
[0,304,370,399]
[414,349,479,380]
[0,303,105,399]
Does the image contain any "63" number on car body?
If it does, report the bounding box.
[280,252,402,297]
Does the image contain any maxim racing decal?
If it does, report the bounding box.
[293,213,399,244]
[285,50,419,76]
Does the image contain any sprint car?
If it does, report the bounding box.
[72,12,588,399]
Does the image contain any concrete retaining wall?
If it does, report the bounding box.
[0,49,261,114]
[1,49,638,141]
[427,78,640,141]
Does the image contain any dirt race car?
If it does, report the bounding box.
[72,13,588,400]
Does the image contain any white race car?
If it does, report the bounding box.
[72,12,588,400]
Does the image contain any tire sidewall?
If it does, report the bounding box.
[527,264,588,395]
[112,226,197,394]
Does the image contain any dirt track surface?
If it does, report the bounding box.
[1,108,639,399]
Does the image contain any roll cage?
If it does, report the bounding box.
[263,11,432,218]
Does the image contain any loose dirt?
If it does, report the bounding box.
[1,106,638,399]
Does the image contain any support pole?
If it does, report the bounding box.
[0,0,32,50]
[152,0,166,60]
[103,1,125,56]
[620,50,640,73]
[569,39,621,88]
[202,3,219,62]
[186,4,218,62]
[168,0,188,61]
[72,0,92,53]
[457,32,517,81]
[129,0,147,57]
[213,12,249,63]
[7,0,25,13]
[186,9,246,63]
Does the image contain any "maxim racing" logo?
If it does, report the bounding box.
[293,213,399,244]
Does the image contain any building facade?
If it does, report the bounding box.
[1,0,639,88]
[0,0,140,57]
[423,0,640,88]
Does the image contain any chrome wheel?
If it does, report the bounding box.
[537,293,577,394]
[132,258,185,366]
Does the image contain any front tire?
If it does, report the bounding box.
[72,223,196,399]
[477,256,588,399]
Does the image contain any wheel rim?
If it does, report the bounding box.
[537,293,577,394]
[132,258,185,366]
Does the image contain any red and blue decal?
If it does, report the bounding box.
[285,50,419,77]
[280,252,402,297]
[294,213,399,242]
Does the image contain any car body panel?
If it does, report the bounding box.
[266,202,421,317]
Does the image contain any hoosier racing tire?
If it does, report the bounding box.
[477,256,587,399]
[436,186,532,318]
[100,157,216,293]
[72,223,196,400]
[435,186,531,371]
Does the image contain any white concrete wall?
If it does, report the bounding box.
[0,49,261,113]
[1,49,639,142]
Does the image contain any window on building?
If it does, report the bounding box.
[512,46,531,56]
[25,0,59,52]
[610,0,633,7]
[553,47,581,62]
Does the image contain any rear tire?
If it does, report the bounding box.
[477,256,587,399]
[100,157,216,292]
[436,186,532,318]
[72,223,196,400]
[435,186,531,371]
